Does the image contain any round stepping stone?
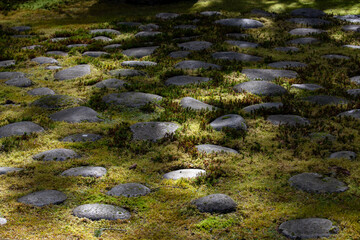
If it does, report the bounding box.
[335,15,360,23]
[303,95,348,105]
[33,148,80,161]
[292,83,323,91]
[350,76,360,85]
[243,102,283,113]
[196,144,238,154]
[61,166,106,177]
[251,9,274,17]
[289,28,325,36]
[61,133,102,142]
[343,45,360,49]
[275,47,299,52]
[288,18,330,26]
[178,41,212,51]
[287,37,318,45]
[291,8,325,18]
[234,81,287,96]
[31,57,58,65]
[73,204,130,220]
[107,183,150,197]
[212,52,262,62]
[46,51,68,57]
[338,109,360,119]
[50,37,68,42]
[95,78,126,89]
[22,45,42,50]
[329,151,356,160]
[18,190,67,207]
[0,218,6,225]
[169,51,190,58]
[50,106,101,123]
[268,61,307,69]
[0,121,44,138]
[210,114,247,131]
[347,89,360,97]
[121,61,157,67]
[242,69,298,81]
[109,69,146,77]
[130,122,179,141]
[226,33,250,39]
[12,26,31,32]
[45,66,62,70]
[192,194,237,213]
[165,75,210,86]
[322,54,350,60]
[5,77,32,87]
[103,92,162,108]
[289,172,348,193]
[135,31,161,38]
[342,25,360,31]
[309,132,336,142]
[279,218,338,239]
[54,65,90,81]
[156,12,179,19]
[0,60,15,68]
[225,40,258,48]
[83,51,109,58]
[139,23,159,31]
[267,115,310,126]
[180,97,216,110]
[31,95,78,109]
[215,18,263,29]
[0,72,25,79]
[118,21,141,27]
[122,46,158,58]
[90,29,120,35]
[174,25,197,30]
[0,167,23,175]
[104,44,122,49]
[164,169,206,180]
[174,60,221,70]
[92,36,112,42]
[66,44,88,48]
[27,87,55,96]
[200,11,221,16]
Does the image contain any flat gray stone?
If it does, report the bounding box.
[192,194,237,213]
[90,29,121,35]
[49,106,101,123]
[178,41,212,51]
[226,33,250,39]
[234,81,287,96]
[135,31,161,38]
[45,66,62,70]
[73,204,130,220]
[0,218,6,225]
[287,37,318,45]
[210,114,247,131]
[338,109,360,119]
[200,11,221,16]
[46,51,68,57]
[12,26,31,32]
[288,18,330,26]
[335,15,360,23]
[118,22,141,27]
[92,36,112,42]
[66,44,88,48]
[243,102,283,113]
[61,133,102,142]
[289,172,348,193]
[289,28,325,36]
[342,25,360,31]
[83,51,109,57]
[268,61,307,69]
[212,52,262,62]
[104,44,122,49]
[267,114,310,126]
[350,76,360,85]
[343,45,360,49]
[275,47,299,52]
[225,40,258,48]
[50,37,68,42]
[196,144,238,154]
[0,72,25,79]
[18,190,67,207]
[292,83,323,91]
[54,65,90,81]
[279,218,338,239]
[169,51,190,58]
[5,77,32,87]
[329,151,356,160]
[156,12,179,19]
[242,69,298,81]
[347,89,360,97]
[103,92,162,107]
[27,87,55,96]
[303,95,348,105]
[22,45,42,50]
[0,60,15,68]
[165,75,210,86]
[130,122,179,141]
[138,23,159,31]
[33,148,80,161]
[322,54,350,60]
[0,167,23,175]
[61,166,106,177]
[180,97,216,110]
[107,183,150,197]
[109,69,146,77]
[163,169,206,180]
[121,61,157,67]
[0,121,44,138]
[215,18,263,29]
[31,57,58,65]
[174,60,221,70]
[95,78,126,89]
[174,25,197,30]
[31,95,78,109]
[291,8,326,18]
[122,46,159,58]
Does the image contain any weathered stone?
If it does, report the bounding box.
[242,69,298,81]
[210,114,247,131]
[5,77,32,87]
[31,95,78,109]
[121,61,157,67]
[342,25,360,31]
[174,60,221,70]
[303,95,348,105]
[215,18,263,29]
[90,29,120,35]
[103,92,162,107]
[322,54,350,60]
[343,45,360,49]
[122,46,159,58]
[288,18,330,26]
[335,15,360,23]
[329,151,356,160]
[163,169,206,180]
[178,41,212,51]
[338,109,360,119]
[0,60,15,68]
[139,23,159,31]
[0,121,44,138]
[104,44,122,49]
[350,76,360,85]
[49,106,102,123]
[61,133,102,142]
[309,132,336,142]
[347,89,360,97]
[292,83,323,91]
[135,31,161,38]
[192,194,237,213]
[117,22,141,27]
[18,190,67,207]
[0,167,23,175]
[54,65,90,81]
[27,88,55,96]
[46,51,68,57]
[130,122,179,141]
[291,8,326,18]
[234,81,287,96]
[169,51,190,58]
[73,204,130,220]
[45,66,62,70]
[33,148,81,161]
[61,166,106,177]
[66,44,88,48]
[107,183,150,197]
[275,47,299,52]
[83,51,109,58]
[109,69,146,77]
[0,72,25,79]
[287,37,318,45]
[200,11,221,16]
[289,28,325,36]
[12,26,31,32]
[180,97,216,110]
[22,45,42,50]
[196,144,238,154]
[174,25,197,30]
[156,13,179,20]
[31,57,58,65]
[226,33,250,39]
[165,75,210,86]
[95,78,126,89]
[251,9,274,17]
[0,218,6,225]
[268,61,307,69]
[243,102,283,113]
[212,52,262,62]
[50,37,68,42]
[267,115,310,126]
[225,40,258,48]
[92,36,112,42]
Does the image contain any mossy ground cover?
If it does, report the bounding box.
[1,0,360,239]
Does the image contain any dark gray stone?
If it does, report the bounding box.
[335,15,360,23]
[200,11,221,16]
[92,36,112,42]
[347,89,360,97]
[104,44,122,49]
[251,9,274,17]
[117,22,141,27]
[139,23,159,31]
[287,37,319,45]
[242,69,298,81]
[46,51,68,57]
[90,29,121,35]
[130,122,179,141]
[0,167,23,175]
[5,77,32,87]
[165,75,210,86]
[49,106,102,123]
[267,115,310,126]
[22,45,42,50]
[350,76,360,85]
[103,92,162,107]
[174,60,221,70]
[196,144,238,154]
[180,97,216,110]
[342,25,360,31]
[268,61,307,69]
[31,95,78,109]
[226,33,250,39]
[61,133,102,142]
[225,40,258,48]
[243,102,283,113]
[338,109,360,119]
[0,72,25,79]
[107,183,150,197]
[54,65,90,81]
[291,8,326,18]
[66,44,88,48]
[303,95,348,105]
[31,57,58,65]
[73,204,130,220]
[135,31,161,38]
[169,51,190,58]
[275,47,299,52]
[234,81,287,96]
[61,166,106,177]
[27,88,55,96]
[33,148,81,161]
[292,83,323,91]
[83,51,109,58]
[122,46,159,58]
[192,194,237,213]
[0,60,15,68]
[12,26,31,32]
[289,28,325,36]
[329,151,356,160]
[288,18,330,26]
[322,54,350,60]
[178,41,212,51]
[0,121,44,138]
[174,25,197,30]
[109,69,146,77]
[163,169,206,179]
[95,78,126,89]
[212,52,262,62]
[210,114,247,131]
[215,18,264,29]
[121,61,157,67]
[18,190,67,207]
[156,13,179,20]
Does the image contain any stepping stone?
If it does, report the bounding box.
[169,51,190,58]
[33,148,80,161]
[109,69,146,77]
[350,76,360,85]
[61,166,106,177]
[174,36,199,42]
[288,18,330,26]
[73,204,130,220]
[234,81,287,96]
[50,37,68,42]
[192,194,237,213]
[103,92,162,108]
[122,46,159,58]
[31,57,58,65]
[83,51,109,57]
[163,169,206,180]
[225,40,258,48]
[251,9,274,17]
[243,102,283,113]
[135,31,161,38]
[139,23,159,31]
[89,29,120,35]
[50,106,102,123]
[200,11,221,16]
[31,95,78,109]
[92,36,112,42]
[226,33,250,39]
[287,37,318,45]
[121,61,157,67]
[46,51,68,56]
[22,45,42,50]
[338,109,360,119]
[61,133,102,142]
[156,13,179,19]
[303,95,348,105]
[210,114,247,131]
[267,115,310,126]
[212,52,262,62]
[104,44,122,49]
[329,151,356,160]
[268,61,307,69]
[27,87,55,96]
[0,121,44,138]
[342,25,360,31]
[0,72,25,79]
[0,60,15,68]
[279,218,339,239]
[347,89,360,97]
[322,54,350,60]
[118,21,141,27]
[335,15,360,23]
[291,8,326,18]
[66,44,88,48]
[165,75,211,86]
[196,144,238,154]
[45,66,62,70]
[18,190,67,207]
[130,122,179,141]
[107,183,150,197]
[174,60,221,70]
[174,25,197,30]
[343,45,360,49]
[180,97,216,110]
[54,65,90,81]
[0,218,6,225]
[289,28,325,36]
[0,167,23,175]
[178,41,212,51]
[292,83,323,91]
[309,132,336,142]
[12,26,31,32]
[289,172,348,193]
[5,77,32,87]
[275,47,299,52]
[215,18,263,29]
[95,78,126,89]
[242,69,298,81]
